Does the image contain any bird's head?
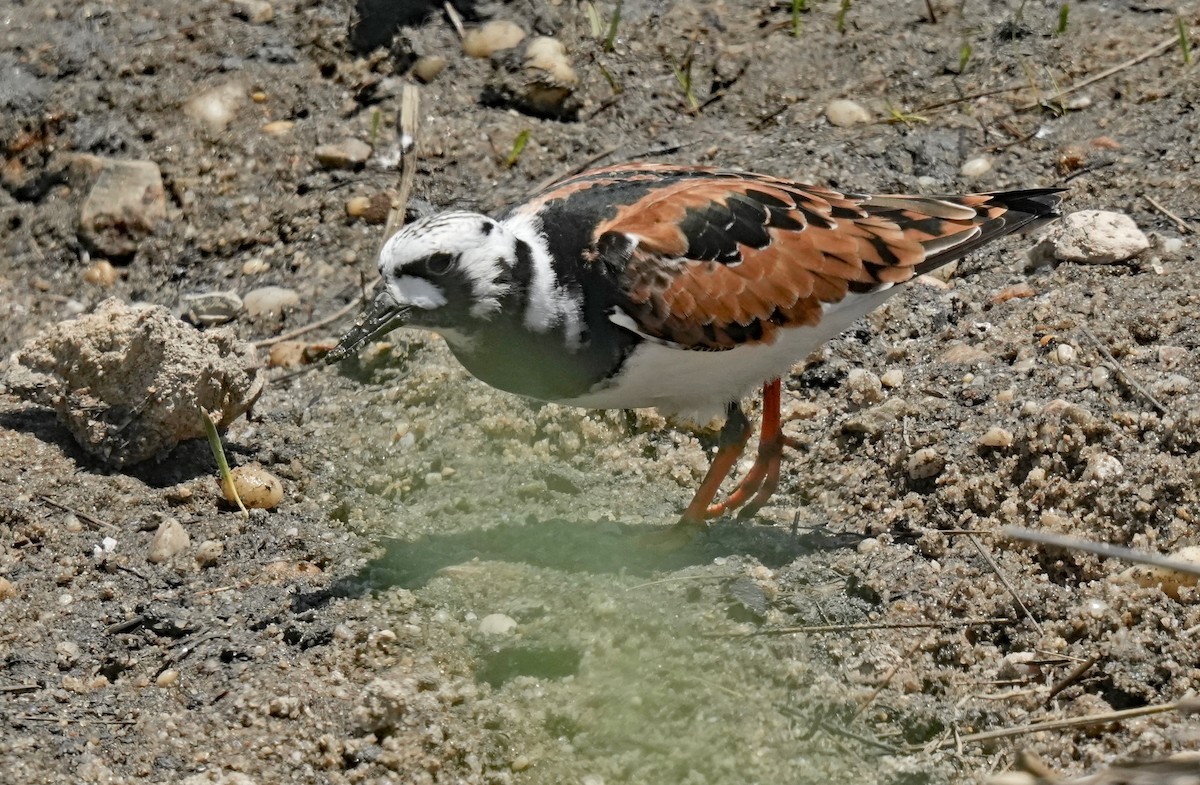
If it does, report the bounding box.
[326,211,520,363]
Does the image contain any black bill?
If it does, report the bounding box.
[324,289,409,364]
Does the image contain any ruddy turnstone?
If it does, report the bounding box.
[328,163,1063,529]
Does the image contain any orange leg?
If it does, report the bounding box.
[679,378,799,528]
[678,403,752,528]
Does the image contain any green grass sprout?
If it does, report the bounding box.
[1055,4,1070,36]
[202,409,248,519]
[505,130,530,168]
[1179,16,1193,66]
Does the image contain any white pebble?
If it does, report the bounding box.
[846,368,884,405]
[824,99,872,127]
[243,286,300,318]
[478,614,517,635]
[1084,452,1123,483]
[1161,236,1184,256]
[184,82,246,135]
[979,427,1014,449]
[148,519,190,563]
[1117,545,1200,599]
[463,20,526,58]
[960,156,992,177]
[880,369,904,389]
[1052,343,1076,365]
[314,138,372,170]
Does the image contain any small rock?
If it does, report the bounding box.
[184,81,246,135]
[196,540,224,567]
[243,286,299,318]
[907,447,944,480]
[230,0,273,24]
[478,613,517,635]
[1118,545,1200,600]
[1091,366,1111,390]
[148,518,190,563]
[1036,210,1150,265]
[979,426,1014,449]
[841,397,909,436]
[845,368,884,406]
[411,55,447,83]
[1158,346,1187,370]
[156,669,180,688]
[726,577,768,621]
[1084,452,1123,483]
[463,20,526,58]
[242,257,270,275]
[991,282,1035,304]
[267,340,312,369]
[314,138,372,170]
[960,156,992,177]
[261,120,294,135]
[182,291,244,326]
[83,260,119,288]
[345,196,372,219]
[825,99,871,127]
[78,158,167,259]
[1051,343,1076,365]
[0,577,16,601]
[1161,236,1184,256]
[997,652,1040,680]
[222,464,283,509]
[880,369,904,389]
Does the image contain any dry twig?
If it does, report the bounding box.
[1015,34,1183,112]
[926,702,1180,749]
[1145,194,1197,234]
[1076,325,1167,414]
[968,534,1044,636]
[1003,527,1200,578]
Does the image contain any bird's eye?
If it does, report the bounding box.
[425,253,455,276]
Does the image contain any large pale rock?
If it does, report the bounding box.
[1036,210,1150,265]
[78,158,166,259]
[4,299,264,467]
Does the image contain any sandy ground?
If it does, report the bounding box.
[2,0,1199,783]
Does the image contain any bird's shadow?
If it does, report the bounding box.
[296,515,865,611]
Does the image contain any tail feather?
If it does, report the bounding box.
[912,187,1066,276]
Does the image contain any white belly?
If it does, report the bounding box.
[557,286,899,422]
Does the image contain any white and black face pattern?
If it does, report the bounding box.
[378,211,518,327]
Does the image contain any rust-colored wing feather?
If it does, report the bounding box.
[587,169,1062,350]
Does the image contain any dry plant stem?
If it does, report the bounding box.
[1015,34,1183,111]
[848,634,930,724]
[1003,526,1200,578]
[1043,654,1101,705]
[1076,324,1167,414]
[38,495,113,531]
[1145,194,1197,234]
[16,714,137,726]
[744,618,1014,636]
[264,88,421,349]
[382,85,421,247]
[532,145,619,193]
[968,533,1044,636]
[442,1,465,38]
[927,702,1180,749]
[253,292,378,349]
